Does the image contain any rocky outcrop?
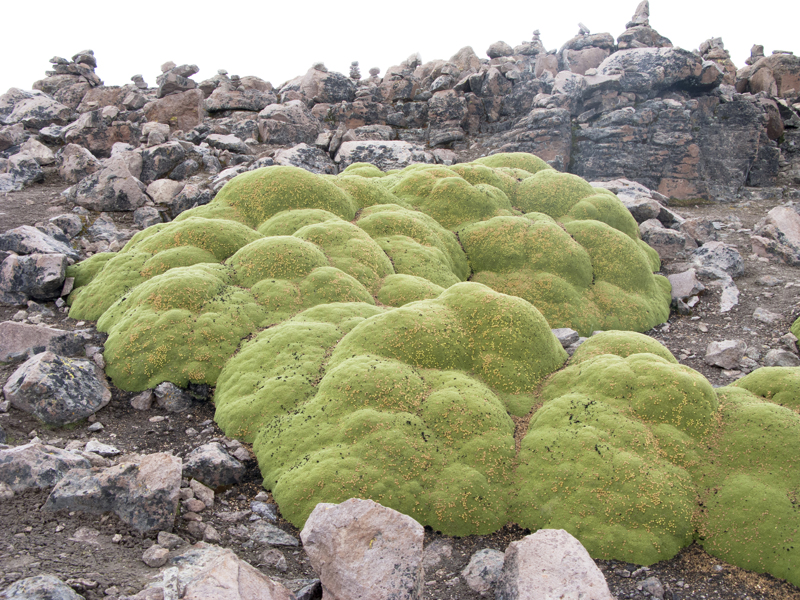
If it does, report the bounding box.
[0,7,798,204]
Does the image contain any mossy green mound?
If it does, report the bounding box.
[696,382,800,584]
[68,218,262,320]
[472,152,552,175]
[357,204,468,288]
[460,215,670,335]
[514,351,718,564]
[731,366,800,410]
[214,165,358,227]
[570,331,678,365]
[69,155,800,576]
[377,274,445,307]
[245,282,563,536]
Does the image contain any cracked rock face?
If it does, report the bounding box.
[3,351,111,425]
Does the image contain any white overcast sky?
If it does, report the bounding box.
[1,0,797,94]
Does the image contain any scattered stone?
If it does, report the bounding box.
[301,498,424,600]
[3,351,111,425]
[249,520,300,547]
[131,390,154,410]
[668,269,705,301]
[154,382,193,413]
[84,440,121,457]
[639,220,689,260]
[142,545,170,568]
[0,441,91,492]
[157,531,186,550]
[190,479,215,508]
[250,501,276,521]
[177,545,295,600]
[764,349,800,367]
[692,241,744,278]
[260,548,288,572]
[704,340,747,370]
[753,307,782,324]
[551,328,580,348]
[497,529,613,600]
[1,574,85,600]
[641,576,665,600]
[44,452,182,533]
[461,548,505,596]
[183,442,245,488]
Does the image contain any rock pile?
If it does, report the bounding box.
[0,1,798,205]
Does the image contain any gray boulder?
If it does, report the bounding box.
[0,253,69,304]
[301,498,424,600]
[44,452,182,532]
[668,269,705,301]
[3,351,111,425]
[461,548,505,596]
[205,134,251,155]
[258,100,322,145]
[639,219,690,260]
[335,140,435,171]
[487,41,514,59]
[57,143,102,183]
[140,141,186,183]
[0,225,79,260]
[692,241,744,278]
[1,574,85,600]
[154,382,193,413]
[597,47,720,93]
[497,529,613,600]
[74,155,149,212]
[0,122,27,151]
[0,442,91,492]
[2,90,73,129]
[0,152,44,192]
[184,442,245,488]
[274,143,336,174]
[249,520,300,547]
[204,86,276,113]
[49,214,84,239]
[163,545,295,600]
[0,321,85,362]
[704,339,747,370]
[752,206,800,265]
[764,349,800,367]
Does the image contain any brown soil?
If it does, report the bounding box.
[1,178,800,600]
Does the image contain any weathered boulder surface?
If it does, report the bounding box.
[301,498,425,600]
[1,574,85,600]
[497,529,614,600]
[335,140,435,170]
[183,442,245,488]
[0,253,69,304]
[44,452,182,532]
[0,442,91,493]
[3,351,111,425]
[0,321,85,362]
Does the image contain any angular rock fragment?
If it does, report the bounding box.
[3,351,110,425]
[497,529,613,600]
[184,442,245,488]
[0,441,91,492]
[44,452,182,532]
[301,498,424,600]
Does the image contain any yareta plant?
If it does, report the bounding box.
[65,154,800,586]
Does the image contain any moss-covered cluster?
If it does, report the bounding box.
[63,154,800,585]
